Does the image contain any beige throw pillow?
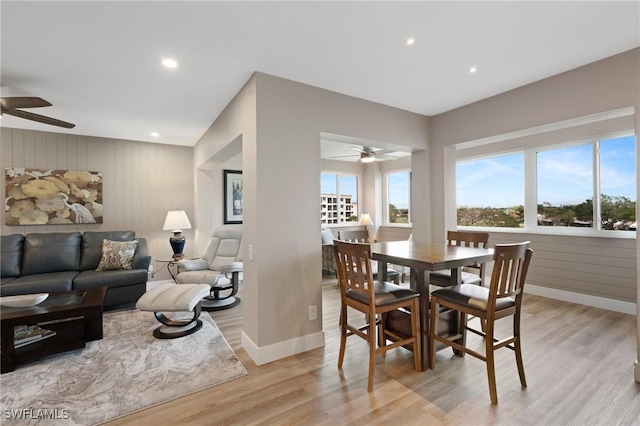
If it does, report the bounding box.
[96,239,139,271]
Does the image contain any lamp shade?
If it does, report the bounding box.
[359,213,374,226]
[163,210,192,232]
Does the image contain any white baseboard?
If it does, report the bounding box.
[525,284,636,315]
[241,330,325,366]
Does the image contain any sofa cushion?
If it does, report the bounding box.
[1,277,17,285]
[80,230,136,271]
[21,232,82,275]
[96,239,139,271]
[0,271,77,296]
[73,269,149,290]
[1,234,24,278]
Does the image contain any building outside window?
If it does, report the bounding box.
[385,170,411,224]
[320,173,358,225]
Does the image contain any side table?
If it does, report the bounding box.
[156,257,198,283]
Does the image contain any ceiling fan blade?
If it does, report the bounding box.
[330,154,360,159]
[2,108,75,129]
[377,154,401,160]
[1,97,52,109]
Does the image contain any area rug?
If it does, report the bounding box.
[0,309,247,425]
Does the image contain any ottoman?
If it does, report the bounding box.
[136,283,210,339]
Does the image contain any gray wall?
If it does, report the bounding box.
[426,47,639,381]
[428,48,639,306]
[193,72,430,364]
[1,127,194,282]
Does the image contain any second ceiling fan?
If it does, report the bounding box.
[0,97,75,129]
[331,146,399,163]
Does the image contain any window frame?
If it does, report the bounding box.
[457,131,636,238]
[383,169,412,226]
[320,171,360,227]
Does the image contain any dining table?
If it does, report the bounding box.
[369,240,494,370]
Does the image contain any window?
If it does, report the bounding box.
[537,144,593,227]
[536,135,636,230]
[320,173,358,225]
[457,153,524,228]
[385,170,411,224]
[456,133,636,234]
[599,135,636,230]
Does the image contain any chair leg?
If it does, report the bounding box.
[378,313,386,349]
[411,299,422,371]
[428,297,438,370]
[454,310,468,357]
[338,306,347,369]
[514,312,527,388]
[485,321,498,405]
[367,315,377,392]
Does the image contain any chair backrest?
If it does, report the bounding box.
[337,230,370,243]
[487,242,533,308]
[202,225,243,270]
[333,240,375,301]
[446,230,489,248]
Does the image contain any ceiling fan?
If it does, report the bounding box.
[0,97,75,128]
[331,146,399,163]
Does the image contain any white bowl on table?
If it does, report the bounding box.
[0,293,49,308]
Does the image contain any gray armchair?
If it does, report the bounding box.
[175,225,243,310]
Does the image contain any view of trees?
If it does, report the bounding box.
[458,206,523,227]
[458,195,636,230]
[388,204,409,223]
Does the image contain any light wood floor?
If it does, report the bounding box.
[107,279,639,425]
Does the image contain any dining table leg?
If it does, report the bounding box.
[414,268,430,370]
[380,262,429,371]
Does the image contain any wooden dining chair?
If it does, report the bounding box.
[428,241,533,405]
[333,239,422,392]
[429,230,490,286]
[337,230,400,284]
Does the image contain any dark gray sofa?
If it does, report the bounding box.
[1,231,151,307]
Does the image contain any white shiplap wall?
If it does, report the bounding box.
[487,231,636,307]
[1,127,194,282]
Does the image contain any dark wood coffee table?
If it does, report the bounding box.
[1,286,106,373]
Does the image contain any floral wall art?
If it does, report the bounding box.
[5,168,103,225]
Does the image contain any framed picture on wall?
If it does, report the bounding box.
[5,167,103,225]
[223,169,243,224]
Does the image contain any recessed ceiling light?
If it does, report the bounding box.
[469,66,478,74]
[406,38,415,46]
[161,58,178,69]
[150,132,160,137]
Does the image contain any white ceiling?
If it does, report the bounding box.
[1,1,639,159]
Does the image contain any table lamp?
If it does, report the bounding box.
[163,210,192,260]
[359,213,375,241]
